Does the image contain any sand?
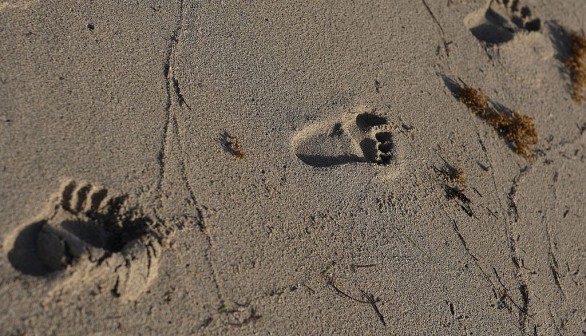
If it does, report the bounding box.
[1,0,585,334]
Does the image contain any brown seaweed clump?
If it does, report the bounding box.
[457,85,537,159]
[564,30,586,103]
[220,131,245,159]
[457,85,488,114]
[495,111,538,159]
[440,163,467,189]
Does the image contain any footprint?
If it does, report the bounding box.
[464,0,541,45]
[292,106,397,167]
[3,180,162,301]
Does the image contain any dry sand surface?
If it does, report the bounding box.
[1,0,586,335]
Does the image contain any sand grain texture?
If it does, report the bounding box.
[1,0,585,335]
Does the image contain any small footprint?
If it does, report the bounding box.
[4,180,162,301]
[292,106,397,167]
[465,0,541,45]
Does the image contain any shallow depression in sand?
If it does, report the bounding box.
[4,180,162,301]
[292,107,399,168]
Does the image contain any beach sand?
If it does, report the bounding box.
[1,0,585,334]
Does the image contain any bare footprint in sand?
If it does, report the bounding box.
[4,180,161,301]
[292,106,397,167]
[465,0,541,45]
[465,0,554,87]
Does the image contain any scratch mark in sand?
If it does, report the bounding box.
[474,126,533,332]
[421,0,452,58]
[543,210,566,298]
[155,0,185,198]
[547,168,567,297]
[504,166,533,331]
[154,0,223,304]
[441,207,527,333]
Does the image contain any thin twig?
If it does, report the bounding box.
[327,279,370,304]
[361,290,387,327]
[422,0,445,35]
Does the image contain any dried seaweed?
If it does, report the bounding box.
[219,132,245,159]
[457,86,488,115]
[564,30,586,103]
[456,85,537,159]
